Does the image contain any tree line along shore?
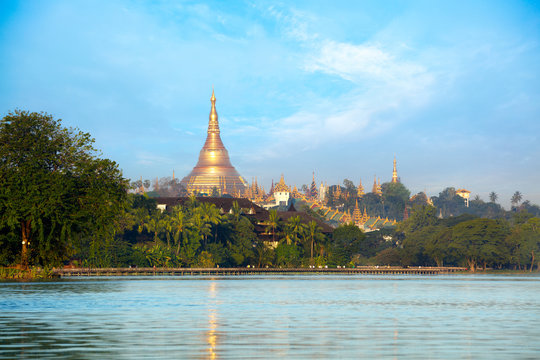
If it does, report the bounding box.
[1,111,539,279]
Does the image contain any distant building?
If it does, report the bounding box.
[456,189,471,207]
[273,174,291,207]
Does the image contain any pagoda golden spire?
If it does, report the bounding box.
[353,198,362,225]
[208,87,220,134]
[392,156,398,183]
[357,178,364,198]
[180,89,248,195]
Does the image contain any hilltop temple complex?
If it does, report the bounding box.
[142,90,437,231]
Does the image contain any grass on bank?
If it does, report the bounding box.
[0,266,56,280]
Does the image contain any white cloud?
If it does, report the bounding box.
[239,5,435,161]
[245,44,434,159]
[306,40,430,88]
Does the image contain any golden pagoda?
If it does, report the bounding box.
[352,199,362,225]
[180,90,248,195]
[392,156,398,183]
[334,185,341,198]
[357,179,364,198]
[370,176,382,195]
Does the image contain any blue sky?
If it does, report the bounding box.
[1,0,539,208]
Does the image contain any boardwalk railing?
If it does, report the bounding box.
[54,266,467,277]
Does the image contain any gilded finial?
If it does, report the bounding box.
[392,156,398,183]
[208,87,220,134]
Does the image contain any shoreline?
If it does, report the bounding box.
[3,266,539,280]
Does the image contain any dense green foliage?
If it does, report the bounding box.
[0,110,127,268]
[395,205,540,271]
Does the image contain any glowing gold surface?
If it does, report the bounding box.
[181,90,248,195]
[392,157,398,183]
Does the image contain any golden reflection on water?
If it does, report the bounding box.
[206,281,218,360]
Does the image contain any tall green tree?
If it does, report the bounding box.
[397,205,438,235]
[201,202,221,243]
[171,206,190,256]
[510,217,540,271]
[511,191,523,208]
[0,110,127,267]
[138,213,166,243]
[266,209,280,243]
[306,220,323,262]
[283,216,303,245]
[329,224,365,266]
[450,218,510,271]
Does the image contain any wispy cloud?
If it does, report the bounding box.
[244,5,435,160]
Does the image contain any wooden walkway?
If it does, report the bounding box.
[54,266,467,277]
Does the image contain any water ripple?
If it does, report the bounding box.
[1,274,539,359]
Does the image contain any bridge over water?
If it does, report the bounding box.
[54,266,467,277]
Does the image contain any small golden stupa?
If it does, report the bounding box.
[180,89,248,195]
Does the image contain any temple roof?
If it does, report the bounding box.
[274,174,290,192]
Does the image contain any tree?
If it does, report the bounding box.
[450,218,510,271]
[228,217,256,266]
[138,213,166,243]
[511,191,523,208]
[283,216,303,245]
[230,201,242,223]
[171,206,190,256]
[397,205,438,235]
[489,192,498,203]
[382,182,411,203]
[254,241,274,267]
[266,209,280,243]
[424,226,453,267]
[432,187,467,218]
[275,243,301,267]
[329,224,365,266]
[306,220,324,263]
[0,110,127,268]
[201,202,221,243]
[510,217,540,271]
[192,208,211,247]
[343,179,356,193]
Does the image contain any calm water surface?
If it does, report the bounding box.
[1,274,539,359]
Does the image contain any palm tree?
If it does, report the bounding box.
[266,209,280,243]
[138,213,165,243]
[284,216,302,245]
[489,192,498,203]
[231,200,242,223]
[172,206,190,256]
[192,208,211,246]
[511,191,523,208]
[306,220,323,262]
[201,202,221,243]
[254,241,273,268]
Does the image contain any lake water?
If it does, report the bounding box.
[1,274,539,359]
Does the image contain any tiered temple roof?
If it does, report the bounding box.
[274,174,290,192]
